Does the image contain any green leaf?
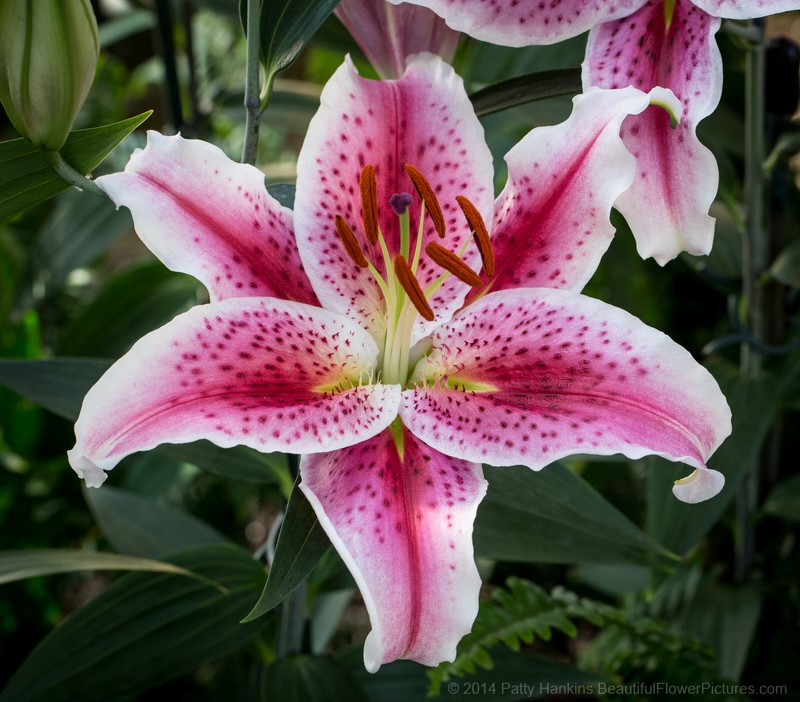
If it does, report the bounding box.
[469,68,582,117]
[0,549,191,585]
[0,544,267,702]
[427,579,608,694]
[647,359,780,554]
[0,112,151,223]
[570,564,651,598]
[267,182,296,209]
[678,583,763,681]
[769,239,800,288]
[474,463,670,565]
[260,655,368,702]
[243,476,330,621]
[159,440,289,485]
[0,358,288,483]
[243,0,340,91]
[58,262,200,358]
[84,485,228,558]
[33,190,133,294]
[98,8,155,47]
[0,357,112,420]
[763,474,800,522]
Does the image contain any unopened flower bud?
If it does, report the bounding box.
[0,0,99,149]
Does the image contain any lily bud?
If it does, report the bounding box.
[0,0,99,149]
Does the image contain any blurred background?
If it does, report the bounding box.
[0,1,798,700]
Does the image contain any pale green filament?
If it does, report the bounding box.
[367,197,479,387]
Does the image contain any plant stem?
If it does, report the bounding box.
[241,0,262,166]
[154,0,183,130]
[737,18,766,583]
[41,149,106,199]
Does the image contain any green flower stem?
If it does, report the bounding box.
[738,18,766,582]
[41,148,105,199]
[241,0,262,166]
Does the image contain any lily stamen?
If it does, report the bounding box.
[425,241,482,287]
[404,164,446,238]
[393,254,434,321]
[360,164,379,246]
[456,195,494,276]
[334,214,368,268]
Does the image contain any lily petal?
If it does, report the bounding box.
[300,427,486,672]
[469,86,658,302]
[294,53,494,345]
[69,298,401,486]
[692,0,800,18]
[401,288,731,501]
[385,0,647,46]
[672,467,725,503]
[335,0,460,79]
[97,132,318,305]
[583,2,722,263]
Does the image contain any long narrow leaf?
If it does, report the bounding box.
[0,544,266,702]
[475,462,671,565]
[0,549,191,585]
[0,112,151,223]
[0,358,287,483]
[243,476,330,621]
[469,68,582,117]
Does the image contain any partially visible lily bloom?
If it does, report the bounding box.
[69,54,731,671]
[389,0,800,262]
[335,0,460,78]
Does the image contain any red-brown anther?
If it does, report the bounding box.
[425,242,482,288]
[334,214,368,268]
[404,164,446,239]
[456,195,494,276]
[359,164,379,246]
[393,255,435,321]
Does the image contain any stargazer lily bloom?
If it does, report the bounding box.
[335,0,460,79]
[69,54,731,671]
[389,0,800,262]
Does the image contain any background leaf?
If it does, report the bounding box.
[469,68,582,117]
[678,583,763,681]
[474,463,670,565]
[0,549,191,585]
[58,262,200,358]
[0,544,267,702]
[763,474,800,521]
[0,358,112,420]
[31,190,133,295]
[244,477,330,621]
[0,358,289,483]
[260,655,368,702]
[647,359,780,554]
[84,485,228,558]
[243,0,340,91]
[0,112,151,223]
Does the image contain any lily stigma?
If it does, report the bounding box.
[68,54,731,671]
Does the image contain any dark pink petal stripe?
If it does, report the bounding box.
[402,288,731,474]
[300,427,485,671]
[69,298,400,486]
[97,132,318,305]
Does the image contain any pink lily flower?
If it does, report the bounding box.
[335,0,461,79]
[388,0,799,262]
[68,54,730,671]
